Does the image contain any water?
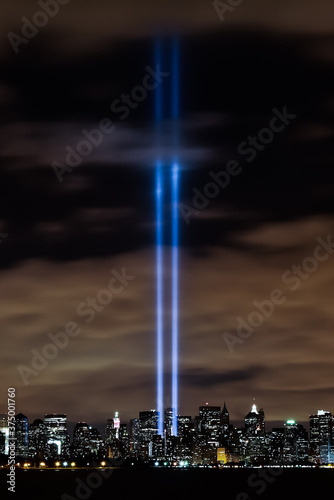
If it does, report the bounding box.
[1,467,331,500]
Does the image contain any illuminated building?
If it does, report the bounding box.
[244,404,268,464]
[177,416,192,438]
[72,422,91,458]
[197,405,221,435]
[217,447,227,464]
[217,447,239,464]
[113,411,120,440]
[44,414,70,458]
[105,417,121,459]
[129,418,140,456]
[139,410,159,442]
[283,420,308,464]
[221,402,229,430]
[244,403,265,436]
[119,423,130,457]
[88,426,103,456]
[0,414,9,455]
[105,418,116,446]
[28,419,46,459]
[268,428,284,464]
[244,403,260,436]
[258,408,265,435]
[309,410,333,464]
[15,413,29,458]
[129,410,159,459]
[164,407,176,438]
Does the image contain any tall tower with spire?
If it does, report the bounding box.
[244,401,265,436]
[221,402,229,427]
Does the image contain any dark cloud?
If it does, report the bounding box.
[180,366,265,387]
[1,4,334,428]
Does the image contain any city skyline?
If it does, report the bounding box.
[2,403,334,467]
[1,0,334,448]
[2,400,334,430]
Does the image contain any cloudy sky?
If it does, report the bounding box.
[1,0,334,431]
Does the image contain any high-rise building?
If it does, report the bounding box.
[197,405,221,435]
[244,403,260,436]
[283,420,308,464]
[119,423,130,457]
[243,403,267,464]
[129,418,140,456]
[219,402,234,445]
[0,414,9,455]
[88,427,103,456]
[105,418,116,446]
[139,410,159,442]
[138,410,159,459]
[15,413,29,458]
[258,408,265,435]
[177,416,192,438]
[221,402,229,429]
[44,414,70,458]
[268,428,284,464]
[164,407,176,437]
[113,412,120,440]
[72,422,91,458]
[28,419,46,458]
[309,410,333,464]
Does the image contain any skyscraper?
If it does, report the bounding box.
[72,422,91,458]
[44,413,70,458]
[221,402,229,429]
[105,418,116,447]
[0,414,9,455]
[28,419,46,459]
[309,410,333,464]
[198,405,221,432]
[283,420,308,464]
[15,413,29,458]
[244,403,260,436]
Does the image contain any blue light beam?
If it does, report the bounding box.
[155,39,164,437]
[156,162,164,437]
[171,38,180,437]
[171,162,179,437]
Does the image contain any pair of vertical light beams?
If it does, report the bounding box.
[155,38,179,437]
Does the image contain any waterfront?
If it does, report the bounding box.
[1,468,333,500]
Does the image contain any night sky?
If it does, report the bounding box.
[1,0,334,430]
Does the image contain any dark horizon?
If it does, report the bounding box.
[2,0,334,448]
